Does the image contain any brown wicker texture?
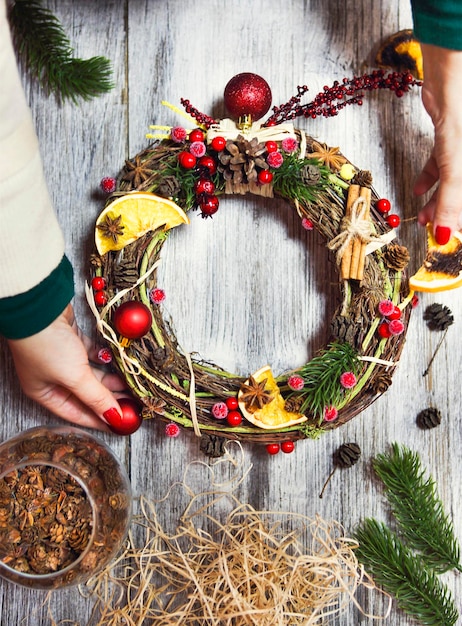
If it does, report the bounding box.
[90,131,412,445]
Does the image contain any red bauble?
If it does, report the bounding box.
[108,398,142,436]
[113,301,152,339]
[223,73,272,121]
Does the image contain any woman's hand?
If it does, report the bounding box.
[414,44,462,244]
[7,303,126,430]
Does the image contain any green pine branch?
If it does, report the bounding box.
[354,519,459,626]
[8,0,114,102]
[373,443,461,574]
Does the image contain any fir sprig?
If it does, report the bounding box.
[293,341,359,419]
[8,0,114,102]
[354,519,459,626]
[373,443,461,574]
[272,154,331,205]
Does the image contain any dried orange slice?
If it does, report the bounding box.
[238,365,307,430]
[409,225,462,293]
[95,192,189,255]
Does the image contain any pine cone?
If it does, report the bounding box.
[156,175,181,198]
[200,434,226,458]
[218,135,269,194]
[423,303,454,331]
[383,243,410,271]
[416,407,442,429]
[369,371,393,395]
[333,442,361,468]
[68,525,91,552]
[330,314,357,345]
[49,523,66,544]
[300,164,321,185]
[352,170,373,187]
[284,395,303,413]
[113,259,138,289]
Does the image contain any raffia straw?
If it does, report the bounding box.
[48,445,391,625]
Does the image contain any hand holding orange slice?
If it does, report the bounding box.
[238,366,307,429]
[95,192,189,255]
[409,224,462,293]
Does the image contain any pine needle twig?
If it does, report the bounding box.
[354,519,459,626]
[373,443,462,574]
[8,0,114,102]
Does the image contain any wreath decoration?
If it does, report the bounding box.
[88,71,420,451]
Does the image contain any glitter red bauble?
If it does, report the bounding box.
[108,398,143,436]
[223,73,272,121]
[113,301,152,339]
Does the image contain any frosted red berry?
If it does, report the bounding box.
[339,372,357,389]
[100,177,117,194]
[281,441,295,454]
[258,170,273,184]
[171,126,187,143]
[150,288,166,304]
[189,129,205,143]
[226,410,242,426]
[324,406,338,422]
[389,319,405,336]
[266,151,284,168]
[165,422,180,437]
[287,375,304,391]
[266,443,280,455]
[376,198,391,214]
[302,217,314,230]
[97,347,112,364]
[91,276,106,291]
[212,402,229,420]
[378,299,395,317]
[211,136,226,152]
[226,397,239,410]
[386,214,401,228]
[178,151,197,169]
[189,141,206,158]
[94,290,107,307]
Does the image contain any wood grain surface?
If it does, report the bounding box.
[1,0,461,623]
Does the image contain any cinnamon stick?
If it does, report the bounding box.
[350,187,371,280]
[340,184,360,280]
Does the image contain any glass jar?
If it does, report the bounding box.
[0,426,132,589]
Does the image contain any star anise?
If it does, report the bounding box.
[122,155,153,189]
[96,214,124,243]
[239,376,273,412]
[141,396,167,418]
[307,141,347,171]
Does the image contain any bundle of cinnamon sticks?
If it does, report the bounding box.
[340,184,372,281]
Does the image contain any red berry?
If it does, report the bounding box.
[211,136,226,151]
[387,305,402,321]
[195,179,215,195]
[189,129,205,142]
[226,397,239,410]
[281,441,295,453]
[178,151,197,169]
[226,410,242,426]
[376,198,391,214]
[113,301,152,339]
[107,398,143,436]
[200,194,219,218]
[386,214,401,228]
[411,294,419,308]
[258,170,273,185]
[198,156,217,175]
[265,140,278,153]
[266,443,280,455]
[100,177,117,194]
[91,276,106,291]
[377,321,392,339]
[94,290,107,307]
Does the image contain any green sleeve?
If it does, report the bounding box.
[0,255,74,340]
[411,0,462,50]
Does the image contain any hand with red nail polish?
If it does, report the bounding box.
[414,44,462,242]
[7,304,127,431]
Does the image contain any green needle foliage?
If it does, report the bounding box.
[373,443,461,574]
[354,519,459,626]
[272,154,331,205]
[8,0,114,102]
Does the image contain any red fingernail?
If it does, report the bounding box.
[103,407,122,425]
[435,226,451,245]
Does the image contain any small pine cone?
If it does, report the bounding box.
[200,434,226,458]
[300,164,321,185]
[49,523,66,544]
[113,259,139,289]
[382,243,411,271]
[156,175,181,198]
[330,314,357,345]
[68,526,91,552]
[423,303,454,331]
[89,253,103,268]
[284,395,304,413]
[369,372,393,395]
[416,407,442,429]
[352,170,373,187]
[109,492,130,511]
[45,467,68,491]
[334,442,361,468]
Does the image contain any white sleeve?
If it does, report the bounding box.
[0,0,66,298]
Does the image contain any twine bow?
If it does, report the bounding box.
[206,118,296,144]
[327,196,373,265]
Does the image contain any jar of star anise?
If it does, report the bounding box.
[0,426,131,589]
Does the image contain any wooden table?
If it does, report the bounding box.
[1,1,461,623]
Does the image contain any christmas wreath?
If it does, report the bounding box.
[88,71,420,451]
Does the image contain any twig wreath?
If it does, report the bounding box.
[89,71,420,449]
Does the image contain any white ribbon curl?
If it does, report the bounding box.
[206,118,297,144]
